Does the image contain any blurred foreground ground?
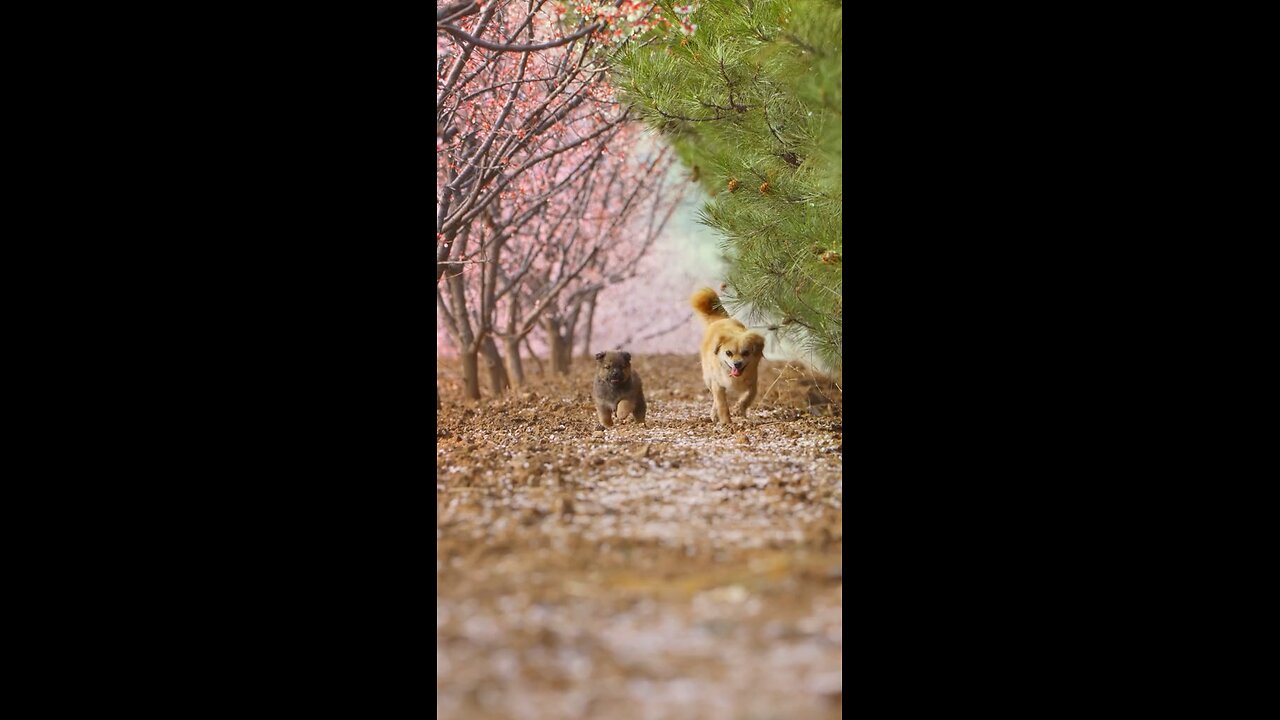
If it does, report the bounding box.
[437,354,842,720]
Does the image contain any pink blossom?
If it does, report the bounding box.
[436,0,686,371]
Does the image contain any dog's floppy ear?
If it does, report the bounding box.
[621,351,631,364]
[748,333,766,358]
[595,351,606,363]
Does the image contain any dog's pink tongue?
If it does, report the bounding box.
[730,367,742,377]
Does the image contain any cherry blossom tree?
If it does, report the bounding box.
[436,0,686,399]
[512,130,679,378]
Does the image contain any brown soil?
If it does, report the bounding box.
[437,354,842,720]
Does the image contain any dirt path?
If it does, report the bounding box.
[437,354,843,720]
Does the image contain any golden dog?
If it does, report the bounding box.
[691,288,766,424]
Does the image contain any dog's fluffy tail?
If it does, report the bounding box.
[691,287,730,324]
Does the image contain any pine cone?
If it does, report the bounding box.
[727,178,739,191]
[759,182,770,193]
[820,251,841,265]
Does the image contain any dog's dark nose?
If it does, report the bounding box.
[734,362,744,370]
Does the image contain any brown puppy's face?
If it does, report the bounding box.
[595,351,633,385]
[715,333,765,378]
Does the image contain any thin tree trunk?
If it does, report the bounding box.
[460,348,481,400]
[562,332,575,371]
[504,337,525,387]
[480,335,510,395]
[544,316,570,375]
[564,312,578,370]
[580,290,599,359]
[443,227,481,400]
[559,299,584,373]
[504,294,525,387]
[523,336,544,375]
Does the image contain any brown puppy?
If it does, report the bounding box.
[691,288,766,424]
[593,351,647,429]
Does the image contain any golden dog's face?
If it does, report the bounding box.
[714,333,765,378]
